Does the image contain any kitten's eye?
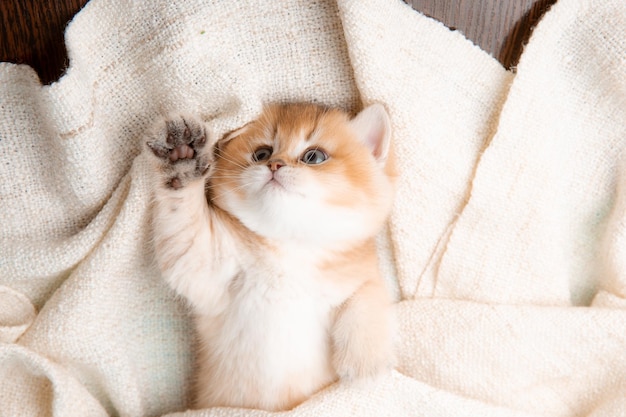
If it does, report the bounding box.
[301,149,328,165]
[253,146,273,162]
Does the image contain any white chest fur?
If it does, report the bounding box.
[194,244,340,410]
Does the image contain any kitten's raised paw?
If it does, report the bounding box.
[146,115,213,189]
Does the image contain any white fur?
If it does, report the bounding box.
[219,162,393,248]
[147,104,396,411]
[194,242,347,409]
[150,179,238,316]
[149,177,357,410]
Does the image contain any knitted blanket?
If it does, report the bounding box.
[1,0,625,416]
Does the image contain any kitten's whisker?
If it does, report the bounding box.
[209,179,259,202]
[210,167,244,175]
[216,152,248,169]
[243,137,255,155]
[210,174,242,179]
[209,178,242,187]
[211,166,237,171]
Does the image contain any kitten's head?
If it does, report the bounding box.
[210,103,397,246]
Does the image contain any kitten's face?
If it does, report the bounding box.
[210,104,396,245]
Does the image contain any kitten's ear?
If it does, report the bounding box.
[216,125,249,152]
[349,103,391,163]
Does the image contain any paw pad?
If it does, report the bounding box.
[169,144,195,162]
[145,115,213,189]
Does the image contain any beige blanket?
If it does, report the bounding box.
[2,0,625,415]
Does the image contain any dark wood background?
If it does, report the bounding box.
[0,0,556,85]
[407,0,556,68]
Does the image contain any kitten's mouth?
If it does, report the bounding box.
[264,176,304,197]
[267,177,286,190]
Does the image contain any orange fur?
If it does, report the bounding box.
[146,103,397,411]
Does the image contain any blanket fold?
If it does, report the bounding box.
[338,0,514,300]
[0,286,36,343]
[435,0,626,307]
[397,300,626,416]
[1,0,625,416]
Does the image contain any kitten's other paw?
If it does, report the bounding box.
[146,115,214,189]
[332,314,395,381]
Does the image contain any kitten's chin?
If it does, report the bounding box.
[262,178,304,198]
[231,195,385,247]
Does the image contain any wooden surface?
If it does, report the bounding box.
[406,0,556,68]
[0,0,556,85]
[0,0,90,84]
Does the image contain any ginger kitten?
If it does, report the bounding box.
[145,103,397,411]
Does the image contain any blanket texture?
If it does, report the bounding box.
[1,0,625,416]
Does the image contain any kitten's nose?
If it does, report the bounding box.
[268,159,286,172]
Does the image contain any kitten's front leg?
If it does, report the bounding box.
[145,115,235,315]
[332,278,396,380]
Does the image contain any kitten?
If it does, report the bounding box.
[145,103,397,411]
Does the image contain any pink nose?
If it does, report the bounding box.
[268,159,285,172]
